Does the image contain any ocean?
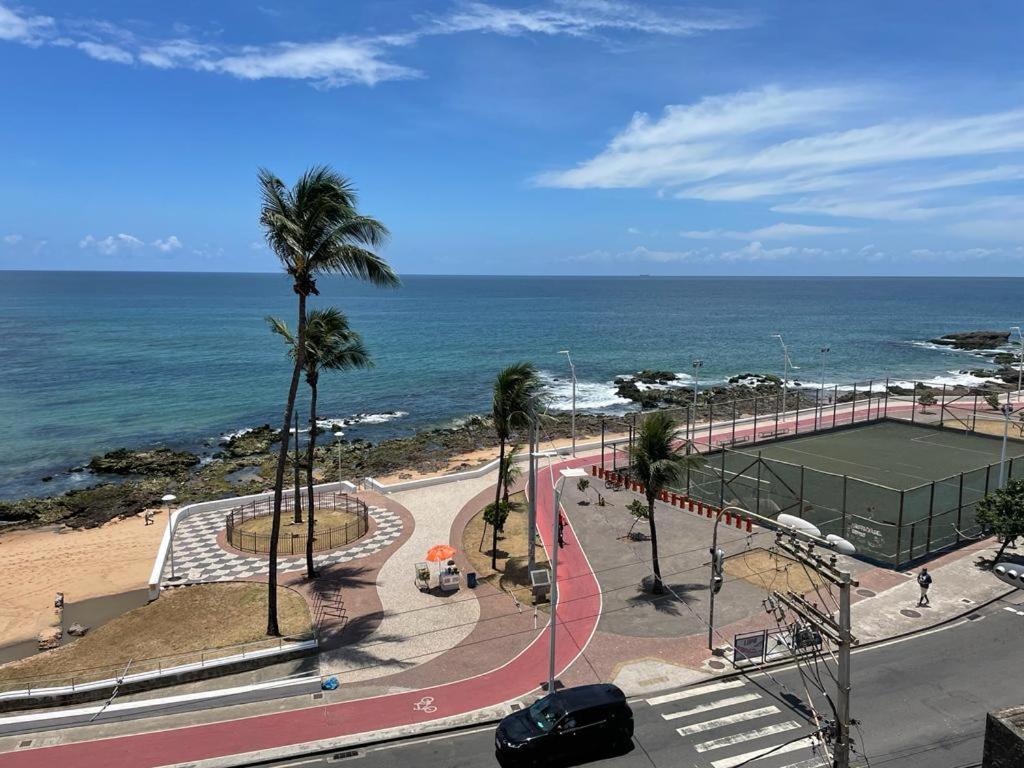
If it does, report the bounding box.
[1,272,1021,499]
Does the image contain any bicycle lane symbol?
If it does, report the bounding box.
[413,696,438,714]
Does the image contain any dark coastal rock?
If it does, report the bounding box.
[220,425,281,457]
[0,480,165,529]
[929,331,1010,350]
[634,370,678,384]
[88,448,199,476]
[67,622,89,637]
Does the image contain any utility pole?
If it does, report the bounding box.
[527,419,538,572]
[772,536,858,768]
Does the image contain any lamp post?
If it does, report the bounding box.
[333,431,345,480]
[999,403,1014,487]
[772,334,790,415]
[535,451,587,692]
[162,493,178,582]
[690,360,703,447]
[1012,326,1023,404]
[819,346,830,425]
[559,350,577,457]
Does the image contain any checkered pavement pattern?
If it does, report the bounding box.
[161,503,404,586]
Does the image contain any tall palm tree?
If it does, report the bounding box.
[490,363,541,569]
[269,308,372,579]
[631,411,702,594]
[500,443,523,504]
[259,166,397,636]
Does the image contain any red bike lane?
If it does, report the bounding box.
[3,456,601,768]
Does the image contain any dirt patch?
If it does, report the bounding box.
[461,491,549,606]
[0,583,311,689]
[723,547,830,596]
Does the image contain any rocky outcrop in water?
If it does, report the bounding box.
[219,425,281,457]
[929,331,1010,350]
[87,448,198,476]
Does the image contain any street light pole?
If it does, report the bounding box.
[535,453,587,693]
[819,347,830,428]
[559,350,577,458]
[162,493,177,582]
[999,403,1014,487]
[773,334,789,415]
[333,431,345,480]
[1012,326,1023,404]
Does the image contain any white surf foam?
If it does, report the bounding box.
[540,371,633,411]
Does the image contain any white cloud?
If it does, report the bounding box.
[152,235,182,252]
[79,233,145,255]
[0,3,52,43]
[538,85,1024,240]
[77,40,133,63]
[681,222,853,240]
[0,1,751,89]
[2,233,23,244]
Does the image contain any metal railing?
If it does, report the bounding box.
[225,491,369,555]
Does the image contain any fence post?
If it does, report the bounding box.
[774,392,780,438]
[799,465,805,519]
[832,386,839,428]
[755,452,763,515]
[868,379,874,418]
[955,472,964,545]
[719,448,727,509]
[732,400,737,445]
[926,481,935,555]
[753,395,759,442]
[851,383,858,424]
[908,523,916,561]
[884,378,890,418]
[708,402,714,448]
[895,490,905,566]
[984,463,991,496]
[973,394,979,431]
[911,384,917,423]
[939,383,947,426]
[601,421,605,469]
[841,475,848,539]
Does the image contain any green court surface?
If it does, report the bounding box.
[742,420,1024,490]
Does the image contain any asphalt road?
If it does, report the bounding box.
[257,592,1023,768]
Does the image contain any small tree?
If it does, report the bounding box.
[976,478,1024,567]
[626,499,649,539]
[577,477,591,505]
[1017,411,1024,438]
[918,391,937,413]
[483,500,513,535]
[984,392,1002,411]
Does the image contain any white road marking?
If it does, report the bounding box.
[646,679,745,707]
[675,706,780,736]
[710,735,819,768]
[1002,606,1024,616]
[661,693,761,721]
[777,758,830,768]
[695,721,801,752]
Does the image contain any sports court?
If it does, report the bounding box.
[684,419,1024,567]
[748,420,1024,490]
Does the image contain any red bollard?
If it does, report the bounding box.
[591,465,598,476]
[661,490,669,502]
[688,499,695,512]
[724,512,732,525]
[696,501,704,515]
[735,515,743,529]
[745,519,753,532]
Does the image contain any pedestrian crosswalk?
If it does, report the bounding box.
[645,678,828,768]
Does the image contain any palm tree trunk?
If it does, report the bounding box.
[648,495,663,594]
[491,439,506,569]
[267,293,307,637]
[293,410,303,525]
[305,374,319,579]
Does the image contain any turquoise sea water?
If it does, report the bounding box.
[1,272,1021,499]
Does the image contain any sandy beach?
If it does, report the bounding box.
[0,514,165,648]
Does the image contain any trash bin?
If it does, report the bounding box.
[467,572,477,589]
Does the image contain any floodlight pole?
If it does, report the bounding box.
[333,431,345,480]
[819,347,830,427]
[999,403,1013,487]
[560,350,577,457]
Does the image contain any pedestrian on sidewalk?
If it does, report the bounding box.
[558,512,567,548]
[917,568,932,607]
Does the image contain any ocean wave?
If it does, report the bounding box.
[316,411,408,430]
[219,427,256,443]
[539,371,633,411]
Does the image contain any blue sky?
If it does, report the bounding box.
[1,1,1022,276]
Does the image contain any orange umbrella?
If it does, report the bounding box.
[426,544,456,563]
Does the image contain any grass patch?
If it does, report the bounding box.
[723,548,829,595]
[462,491,549,606]
[234,507,360,537]
[0,583,311,690]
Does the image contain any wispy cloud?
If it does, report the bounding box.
[0,1,752,88]
[538,85,1024,240]
[681,222,853,240]
[152,235,183,252]
[2,233,23,244]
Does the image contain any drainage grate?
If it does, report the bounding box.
[961,598,974,604]
[330,750,360,761]
[510,703,522,711]
[18,741,33,749]
[966,613,982,621]
[312,692,324,700]
[900,609,921,618]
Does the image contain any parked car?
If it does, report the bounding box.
[494,684,633,766]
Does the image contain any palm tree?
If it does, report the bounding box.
[501,443,523,504]
[269,308,372,579]
[631,411,702,594]
[259,166,397,636]
[489,363,541,569]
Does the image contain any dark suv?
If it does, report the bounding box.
[494,684,633,766]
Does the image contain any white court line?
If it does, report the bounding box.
[646,679,745,707]
[710,735,819,768]
[696,721,801,752]
[675,706,780,736]
[661,693,761,721]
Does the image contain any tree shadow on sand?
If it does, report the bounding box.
[625,581,706,616]
[319,610,417,673]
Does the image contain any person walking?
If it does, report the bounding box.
[917,568,932,607]
[558,511,567,549]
